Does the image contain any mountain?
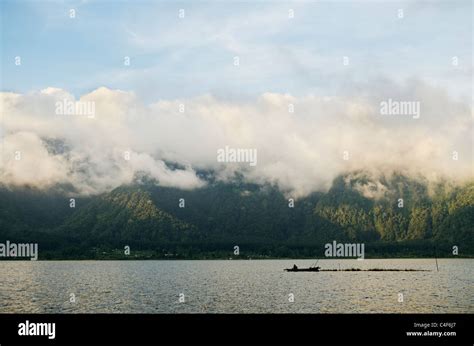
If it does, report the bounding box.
[57,187,197,245]
[0,172,473,259]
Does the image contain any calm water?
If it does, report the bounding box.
[0,259,472,313]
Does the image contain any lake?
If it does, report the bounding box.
[0,259,472,313]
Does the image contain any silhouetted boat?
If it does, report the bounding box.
[285,266,320,272]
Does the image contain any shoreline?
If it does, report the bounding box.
[0,257,472,262]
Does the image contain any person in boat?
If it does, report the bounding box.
[292,264,298,270]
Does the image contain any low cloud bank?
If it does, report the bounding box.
[1,81,472,196]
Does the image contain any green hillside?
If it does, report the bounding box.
[0,173,472,259]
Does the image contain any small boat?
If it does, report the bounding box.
[285,266,320,272]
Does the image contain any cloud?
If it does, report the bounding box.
[1,131,70,188]
[0,80,472,196]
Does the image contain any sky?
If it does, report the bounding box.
[1,0,472,100]
[0,0,472,196]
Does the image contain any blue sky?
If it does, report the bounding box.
[1,0,472,102]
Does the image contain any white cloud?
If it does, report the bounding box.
[1,131,70,188]
[0,80,472,196]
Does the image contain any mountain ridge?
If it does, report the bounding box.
[0,172,472,259]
